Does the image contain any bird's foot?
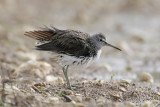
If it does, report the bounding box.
[68,86,76,90]
[66,84,76,90]
[67,84,83,90]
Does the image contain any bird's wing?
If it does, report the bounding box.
[24,27,90,57]
[24,26,58,41]
[24,26,89,41]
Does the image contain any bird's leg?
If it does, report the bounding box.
[62,65,72,89]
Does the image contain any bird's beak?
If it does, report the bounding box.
[105,41,121,51]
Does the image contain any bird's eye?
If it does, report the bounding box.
[99,39,103,42]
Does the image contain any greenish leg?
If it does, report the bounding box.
[62,65,72,89]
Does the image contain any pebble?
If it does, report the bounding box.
[96,97,105,104]
[84,97,96,105]
[111,93,121,100]
[26,94,35,100]
[95,80,105,86]
[151,100,159,106]
[119,87,126,92]
[31,69,43,78]
[12,86,20,91]
[120,79,131,84]
[74,103,85,107]
[82,80,89,84]
[61,89,73,95]
[70,94,83,103]
[45,75,64,84]
[132,34,145,42]
[126,65,132,71]
[125,101,136,107]
[155,91,160,96]
[49,97,60,104]
[140,72,154,83]
[141,100,158,107]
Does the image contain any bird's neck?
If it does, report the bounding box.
[87,38,101,57]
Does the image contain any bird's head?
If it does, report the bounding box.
[93,33,121,51]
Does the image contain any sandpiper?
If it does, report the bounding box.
[25,26,121,90]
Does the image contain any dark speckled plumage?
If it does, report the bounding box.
[25,26,100,58]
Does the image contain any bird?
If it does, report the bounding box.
[24,26,121,90]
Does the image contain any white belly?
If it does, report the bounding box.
[51,50,102,69]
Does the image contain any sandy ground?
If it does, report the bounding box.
[0,0,160,107]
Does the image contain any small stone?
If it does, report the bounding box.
[96,97,105,104]
[95,80,104,86]
[12,86,20,91]
[84,97,92,102]
[125,101,136,107]
[34,82,46,87]
[141,100,158,107]
[126,65,132,71]
[120,79,131,84]
[152,100,159,106]
[61,89,73,95]
[46,75,55,82]
[26,95,35,100]
[155,91,160,96]
[119,87,126,92]
[84,97,96,105]
[45,75,64,84]
[57,77,64,83]
[82,80,89,84]
[132,34,145,42]
[49,97,59,104]
[74,103,84,107]
[71,95,83,103]
[111,93,122,100]
[140,72,154,83]
[31,69,43,78]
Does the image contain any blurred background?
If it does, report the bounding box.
[0,0,160,84]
